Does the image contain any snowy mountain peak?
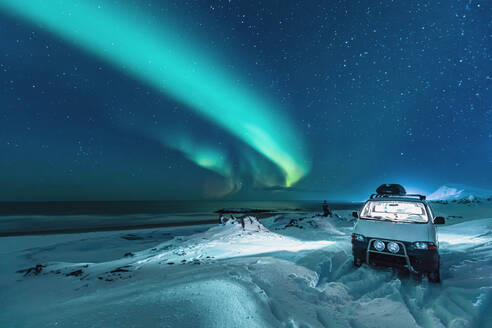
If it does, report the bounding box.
[427,184,492,201]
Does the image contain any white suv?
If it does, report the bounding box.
[351,184,445,282]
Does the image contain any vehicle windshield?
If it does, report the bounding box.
[360,201,428,223]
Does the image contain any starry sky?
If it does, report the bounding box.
[0,0,491,201]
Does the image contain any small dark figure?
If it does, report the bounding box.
[322,200,332,217]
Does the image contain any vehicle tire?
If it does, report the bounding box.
[412,271,423,282]
[353,256,362,267]
[428,270,440,283]
[428,259,441,283]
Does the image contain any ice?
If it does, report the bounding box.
[1,205,492,327]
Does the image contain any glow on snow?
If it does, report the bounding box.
[0,0,310,187]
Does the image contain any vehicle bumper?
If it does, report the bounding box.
[352,239,439,273]
[352,240,368,261]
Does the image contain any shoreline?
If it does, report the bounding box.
[0,219,220,237]
[0,211,293,237]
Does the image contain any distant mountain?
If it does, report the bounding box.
[428,184,492,202]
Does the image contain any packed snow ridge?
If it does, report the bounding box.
[134,216,334,266]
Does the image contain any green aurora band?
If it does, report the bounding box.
[161,133,241,196]
[0,0,310,187]
[163,134,232,179]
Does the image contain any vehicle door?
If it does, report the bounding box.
[427,204,439,246]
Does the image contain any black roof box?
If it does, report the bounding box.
[376,184,406,196]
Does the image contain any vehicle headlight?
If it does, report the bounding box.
[352,233,365,242]
[387,242,400,253]
[373,240,385,251]
[413,242,428,250]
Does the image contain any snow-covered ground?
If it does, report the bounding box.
[1,201,492,327]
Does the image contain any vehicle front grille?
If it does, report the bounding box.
[369,253,407,267]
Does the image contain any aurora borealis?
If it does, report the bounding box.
[0,0,490,201]
[0,0,309,190]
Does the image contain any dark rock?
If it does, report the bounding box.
[124,252,134,257]
[215,208,273,214]
[121,234,143,240]
[308,220,319,228]
[285,219,302,229]
[110,266,130,273]
[17,264,45,276]
[66,269,83,277]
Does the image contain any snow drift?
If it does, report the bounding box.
[1,206,492,327]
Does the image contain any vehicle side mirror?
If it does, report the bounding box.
[434,216,445,224]
[352,211,359,218]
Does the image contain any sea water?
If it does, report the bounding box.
[0,200,361,236]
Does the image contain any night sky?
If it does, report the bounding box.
[0,0,491,201]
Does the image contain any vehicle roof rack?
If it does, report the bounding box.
[370,193,426,200]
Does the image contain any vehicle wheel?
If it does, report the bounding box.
[428,270,440,283]
[353,257,362,267]
[412,271,423,282]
